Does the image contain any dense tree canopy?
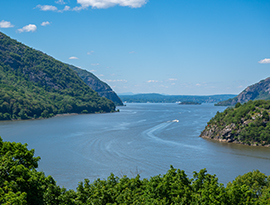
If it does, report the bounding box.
[1,137,270,204]
[0,32,115,121]
[204,100,270,145]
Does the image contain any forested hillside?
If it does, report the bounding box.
[0,32,115,120]
[68,64,123,106]
[216,77,270,106]
[200,100,270,146]
[1,137,270,204]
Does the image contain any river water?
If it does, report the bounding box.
[1,103,270,189]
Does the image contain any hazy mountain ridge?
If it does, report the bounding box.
[68,64,123,106]
[119,93,236,103]
[0,32,115,120]
[216,77,270,106]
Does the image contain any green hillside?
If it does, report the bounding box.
[200,100,270,146]
[68,64,123,106]
[0,32,115,120]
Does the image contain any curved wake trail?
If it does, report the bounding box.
[143,120,202,149]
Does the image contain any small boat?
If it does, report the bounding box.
[172,119,179,122]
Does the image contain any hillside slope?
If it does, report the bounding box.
[216,77,270,106]
[200,100,270,146]
[68,64,123,106]
[0,32,115,120]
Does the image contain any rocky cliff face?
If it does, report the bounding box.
[200,101,270,147]
[199,123,270,147]
[68,64,123,106]
[216,77,270,106]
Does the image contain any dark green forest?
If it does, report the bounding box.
[0,32,115,121]
[1,137,270,204]
[205,100,270,145]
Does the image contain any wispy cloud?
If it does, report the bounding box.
[36,5,58,11]
[75,0,147,9]
[55,0,66,5]
[168,78,177,81]
[41,21,50,26]
[91,63,99,66]
[258,58,270,64]
[147,80,159,83]
[69,56,79,59]
[106,79,128,83]
[87,51,94,55]
[63,6,70,11]
[17,24,37,33]
[0,20,14,28]
[129,51,135,54]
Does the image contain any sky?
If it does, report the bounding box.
[0,0,270,95]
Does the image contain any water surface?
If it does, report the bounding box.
[1,103,270,189]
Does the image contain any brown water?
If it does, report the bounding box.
[1,103,270,189]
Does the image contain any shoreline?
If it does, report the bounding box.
[200,135,270,147]
[0,111,118,122]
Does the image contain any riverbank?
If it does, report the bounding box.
[200,134,270,147]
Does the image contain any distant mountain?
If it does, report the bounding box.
[216,77,270,106]
[68,64,123,106]
[119,93,236,103]
[0,31,115,120]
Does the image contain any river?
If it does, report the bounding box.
[1,103,270,189]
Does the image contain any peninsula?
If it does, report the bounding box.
[200,100,270,147]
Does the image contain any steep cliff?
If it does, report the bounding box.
[216,77,270,106]
[68,65,123,106]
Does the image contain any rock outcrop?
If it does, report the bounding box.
[200,100,270,147]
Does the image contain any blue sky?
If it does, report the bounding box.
[0,0,270,95]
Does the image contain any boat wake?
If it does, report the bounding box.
[143,120,202,149]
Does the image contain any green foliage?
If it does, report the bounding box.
[2,137,270,204]
[207,100,270,145]
[0,32,115,121]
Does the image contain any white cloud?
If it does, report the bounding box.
[87,51,94,55]
[41,21,50,26]
[36,5,58,11]
[63,6,71,11]
[0,20,14,28]
[147,80,159,83]
[55,0,66,4]
[17,24,37,33]
[89,69,96,72]
[258,58,270,64]
[129,51,135,54]
[91,63,99,66]
[97,74,104,77]
[106,79,128,83]
[69,56,79,59]
[76,0,147,9]
[168,78,177,81]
